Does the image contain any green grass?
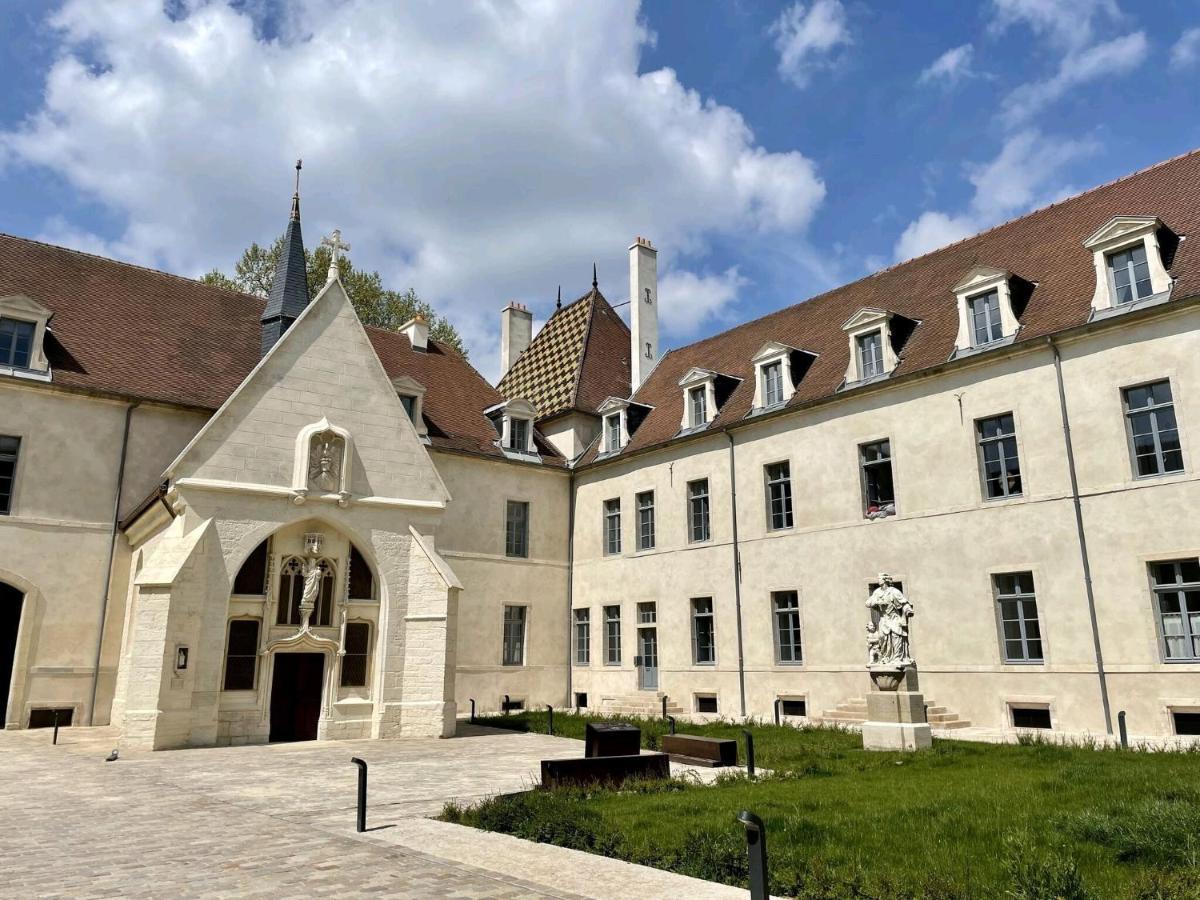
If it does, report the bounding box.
[448,711,1200,899]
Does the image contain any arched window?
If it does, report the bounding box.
[348,544,374,601]
[232,540,268,596]
[277,557,336,627]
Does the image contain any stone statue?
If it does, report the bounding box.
[308,431,343,493]
[298,557,323,629]
[865,573,913,667]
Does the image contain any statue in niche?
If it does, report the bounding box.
[865,573,913,667]
[298,557,323,629]
[308,430,344,494]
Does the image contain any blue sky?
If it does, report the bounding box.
[1,0,1198,378]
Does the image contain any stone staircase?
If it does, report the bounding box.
[820,697,971,730]
[596,692,686,718]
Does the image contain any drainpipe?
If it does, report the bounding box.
[564,467,576,707]
[725,431,748,718]
[1050,339,1113,734]
[88,402,137,725]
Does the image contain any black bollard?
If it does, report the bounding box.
[667,715,676,735]
[52,710,60,746]
[469,698,475,724]
[742,728,755,779]
[661,695,667,719]
[351,757,368,833]
[546,704,554,735]
[504,694,510,714]
[1118,710,1128,748]
[737,810,768,900]
[773,697,782,727]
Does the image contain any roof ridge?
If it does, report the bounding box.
[566,290,600,409]
[0,231,265,304]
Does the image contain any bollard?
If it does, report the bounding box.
[469,698,475,724]
[504,694,510,714]
[52,710,60,746]
[546,704,554,735]
[742,729,755,779]
[667,715,676,735]
[351,757,368,833]
[737,810,768,900]
[661,695,668,719]
[773,697,782,727]
[1118,710,1128,749]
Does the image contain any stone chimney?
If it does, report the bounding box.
[500,302,533,376]
[400,315,428,351]
[629,236,658,388]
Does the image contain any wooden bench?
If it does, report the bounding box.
[660,734,738,767]
[540,753,670,788]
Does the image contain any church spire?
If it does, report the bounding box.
[260,159,310,357]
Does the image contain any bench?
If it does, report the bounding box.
[584,722,641,758]
[540,753,670,788]
[660,734,738,767]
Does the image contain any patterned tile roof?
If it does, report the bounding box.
[497,287,631,420]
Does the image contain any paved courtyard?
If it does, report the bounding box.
[0,724,748,899]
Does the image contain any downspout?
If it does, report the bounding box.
[88,402,137,725]
[725,431,748,718]
[1050,339,1113,734]
[565,466,576,707]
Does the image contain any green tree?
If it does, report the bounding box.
[202,236,467,357]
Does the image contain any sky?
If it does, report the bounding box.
[1,0,1198,380]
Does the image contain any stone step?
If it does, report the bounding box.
[820,696,973,730]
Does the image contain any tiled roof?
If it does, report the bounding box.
[0,233,563,466]
[580,147,1200,466]
[497,287,631,420]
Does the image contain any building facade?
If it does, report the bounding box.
[1,151,1199,748]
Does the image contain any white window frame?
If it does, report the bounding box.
[750,341,806,410]
[1084,216,1172,315]
[486,398,538,455]
[841,308,899,384]
[597,397,631,453]
[677,368,718,431]
[0,294,53,381]
[951,267,1020,353]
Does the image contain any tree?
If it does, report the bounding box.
[201,236,467,357]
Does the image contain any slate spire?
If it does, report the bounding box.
[260,159,310,356]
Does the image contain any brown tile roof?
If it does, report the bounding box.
[581,148,1200,466]
[0,233,563,466]
[497,287,631,420]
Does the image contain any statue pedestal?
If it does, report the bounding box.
[862,666,931,752]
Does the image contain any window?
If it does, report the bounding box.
[574,692,588,709]
[977,414,1022,499]
[860,439,895,517]
[348,544,374,600]
[1124,381,1183,477]
[508,417,529,451]
[857,330,884,379]
[1011,706,1052,729]
[232,540,269,595]
[695,694,718,714]
[1108,243,1153,304]
[1151,559,1200,661]
[772,590,803,664]
[780,698,806,717]
[28,708,73,728]
[0,318,35,368]
[505,500,529,558]
[636,491,655,551]
[0,435,20,515]
[603,498,622,555]
[223,620,259,690]
[574,609,591,665]
[994,572,1043,663]
[688,478,710,543]
[765,461,793,530]
[762,361,784,407]
[605,413,622,452]
[691,597,715,664]
[341,622,370,687]
[400,394,417,421]
[688,386,707,427]
[502,605,527,666]
[1173,711,1200,736]
[969,291,1004,346]
[604,605,622,665]
[277,557,335,626]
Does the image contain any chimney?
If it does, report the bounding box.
[628,236,658,388]
[400,315,429,351]
[500,302,533,376]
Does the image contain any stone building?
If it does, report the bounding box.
[1,149,1199,748]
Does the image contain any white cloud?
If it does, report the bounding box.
[1171,27,1200,69]
[0,0,826,379]
[1001,31,1148,124]
[769,0,851,89]
[658,267,748,336]
[918,44,976,86]
[894,130,1097,261]
[989,0,1123,50]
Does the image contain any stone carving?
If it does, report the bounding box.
[308,431,344,494]
[865,573,913,668]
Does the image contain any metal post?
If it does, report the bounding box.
[52,710,60,746]
[351,757,367,833]
[773,698,781,727]
[661,695,667,719]
[737,811,768,900]
[504,694,510,714]
[469,698,475,723]
[1118,710,1128,748]
[546,704,554,735]
[742,729,755,779]
[667,715,676,735]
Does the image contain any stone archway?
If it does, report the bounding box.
[1,582,24,726]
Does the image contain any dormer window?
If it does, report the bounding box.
[597,396,652,455]
[605,412,623,452]
[762,361,784,407]
[950,268,1022,356]
[688,385,708,427]
[508,417,529,451]
[841,308,910,386]
[969,291,1003,346]
[485,398,538,457]
[390,375,428,439]
[0,295,53,382]
[1084,216,1174,318]
[677,368,738,433]
[0,318,34,368]
[857,331,884,379]
[750,341,813,412]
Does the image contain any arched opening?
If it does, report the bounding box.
[276,557,335,627]
[1,582,24,721]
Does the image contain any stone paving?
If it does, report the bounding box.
[0,724,750,899]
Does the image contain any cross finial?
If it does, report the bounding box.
[320,228,351,284]
[290,159,303,221]
[592,262,598,290]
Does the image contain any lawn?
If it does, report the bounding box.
[444,711,1200,899]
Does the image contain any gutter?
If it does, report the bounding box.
[88,401,137,725]
[565,466,576,706]
[725,432,748,718]
[1049,338,1113,734]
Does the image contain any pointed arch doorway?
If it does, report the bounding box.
[1,583,24,724]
